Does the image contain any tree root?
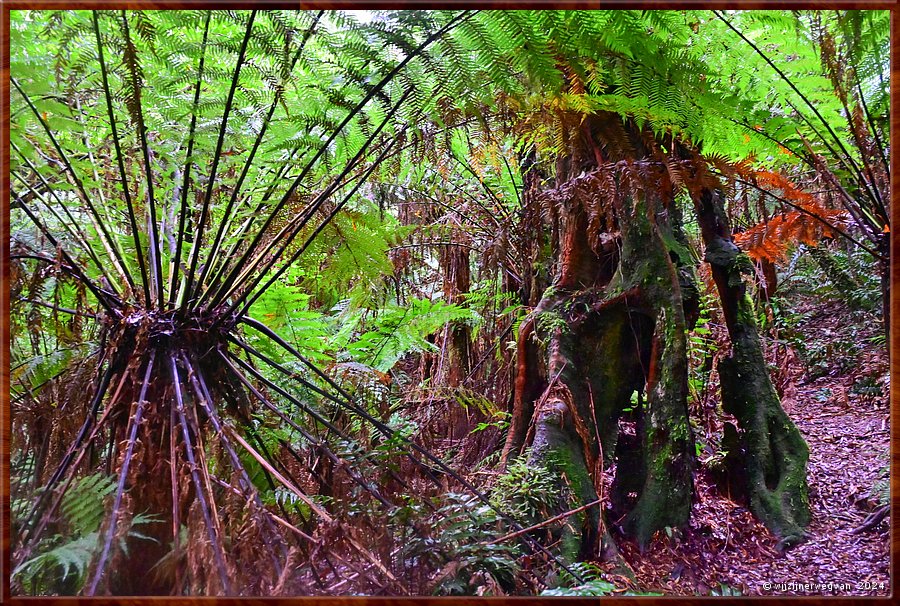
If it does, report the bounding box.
[850,505,889,535]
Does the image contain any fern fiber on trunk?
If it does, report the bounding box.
[439,238,473,436]
[504,114,696,560]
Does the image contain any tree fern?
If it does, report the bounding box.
[10,7,888,596]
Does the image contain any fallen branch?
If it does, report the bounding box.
[486,498,603,545]
[850,504,889,535]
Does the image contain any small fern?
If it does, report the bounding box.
[13,512,160,594]
[490,455,559,524]
[61,474,116,536]
[541,561,661,597]
[15,532,102,586]
[402,492,520,596]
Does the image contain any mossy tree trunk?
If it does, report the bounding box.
[691,186,810,546]
[439,242,472,387]
[612,195,695,548]
[503,117,697,559]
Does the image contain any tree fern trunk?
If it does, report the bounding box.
[503,116,697,557]
[692,187,810,546]
[439,241,472,438]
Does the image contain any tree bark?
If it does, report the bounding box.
[438,241,472,438]
[504,164,696,558]
[106,380,178,595]
[692,187,810,545]
[610,195,695,548]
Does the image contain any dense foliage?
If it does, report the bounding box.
[8,9,888,596]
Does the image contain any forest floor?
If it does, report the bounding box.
[608,296,891,596]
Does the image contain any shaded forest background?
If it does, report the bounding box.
[7,9,891,596]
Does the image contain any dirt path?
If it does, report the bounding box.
[746,297,891,596]
[615,299,890,596]
[747,373,890,596]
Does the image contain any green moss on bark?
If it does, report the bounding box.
[529,401,599,563]
[719,295,810,543]
[689,187,810,544]
[616,197,695,548]
[622,308,694,548]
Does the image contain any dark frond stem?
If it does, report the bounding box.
[226,425,332,522]
[444,170,505,229]
[462,320,515,386]
[182,378,227,574]
[714,10,887,221]
[207,125,393,312]
[390,241,482,253]
[794,132,881,241]
[168,11,212,309]
[205,115,475,309]
[210,11,473,305]
[728,116,812,164]
[168,404,182,595]
[10,169,117,290]
[93,10,150,305]
[87,352,156,596]
[229,109,410,319]
[237,316,587,584]
[119,11,164,307]
[226,423,404,589]
[452,149,514,225]
[11,145,119,288]
[195,10,324,298]
[184,353,288,572]
[236,163,379,312]
[201,151,350,310]
[205,476,321,569]
[242,427,313,528]
[721,117,880,243]
[729,116,882,241]
[854,78,890,181]
[9,356,95,405]
[17,359,118,556]
[10,253,122,312]
[233,329,394,456]
[219,351,393,508]
[240,429,307,525]
[817,50,889,216]
[10,77,132,298]
[10,202,119,315]
[830,90,887,216]
[72,94,136,294]
[182,10,258,312]
[168,355,231,595]
[783,97,885,221]
[718,172,884,259]
[501,153,524,209]
[389,183,496,240]
[224,341,354,435]
[199,148,307,304]
[205,474,318,548]
[15,295,98,319]
[223,337,409,500]
[210,116,401,317]
[225,343,435,511]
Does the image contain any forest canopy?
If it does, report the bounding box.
[8,8,890,597]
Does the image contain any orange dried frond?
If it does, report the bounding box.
[752,170,815,206]
[734,204,849,263]
[733,167,852,262]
